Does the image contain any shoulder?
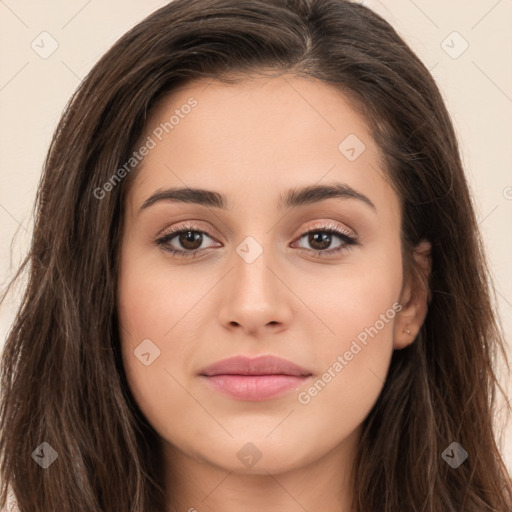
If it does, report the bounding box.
[1,487,18,512]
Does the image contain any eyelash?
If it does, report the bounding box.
[154,222,358,259]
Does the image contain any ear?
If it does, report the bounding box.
[394,239,432,350]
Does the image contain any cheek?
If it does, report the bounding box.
[291,310,397,454]
[291,245,402,425]
[117,248,170,422]
[117,245,211,439]
[294,239,403,349]
[117,257,198,355]
[118,287,191,443]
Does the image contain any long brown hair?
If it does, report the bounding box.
[1,0,511,510]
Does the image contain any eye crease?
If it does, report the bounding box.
[154,222,359,259]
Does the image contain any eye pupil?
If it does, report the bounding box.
[180,231,203,250]
[309,232,331,250]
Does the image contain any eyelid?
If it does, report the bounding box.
[157,221,218,240]
[157,219,356,244]
[297,220,357,240]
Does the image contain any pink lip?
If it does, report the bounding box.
[199,355,313,401]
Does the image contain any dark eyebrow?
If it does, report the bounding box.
[141,187,227,210]
[279,183,376,212]
[140,183,376,213]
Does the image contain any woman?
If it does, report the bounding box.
[1,0,511,510]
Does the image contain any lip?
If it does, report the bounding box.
[198,355,313,401]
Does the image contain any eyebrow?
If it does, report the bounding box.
[140,183,376,213]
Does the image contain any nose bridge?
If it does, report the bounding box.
[216,230,292,333]
[232,232,279,302]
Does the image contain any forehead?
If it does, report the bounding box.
[126,74,399,224]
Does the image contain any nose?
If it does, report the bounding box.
[216,238,293,336]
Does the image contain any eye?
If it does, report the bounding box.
[155,223,220,258]
[290,223,358,257]
[154,221,358,259]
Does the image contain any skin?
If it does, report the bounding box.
[117,74,431,512]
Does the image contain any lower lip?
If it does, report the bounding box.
[201,374,311,401]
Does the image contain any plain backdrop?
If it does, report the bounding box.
[0,0,511,474]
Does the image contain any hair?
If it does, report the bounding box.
[1,0,511,510]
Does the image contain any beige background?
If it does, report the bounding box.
[0,0,511,473]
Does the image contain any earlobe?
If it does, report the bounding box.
[396,326,415,349]
[394,240,432,350]
[395,324,416,350]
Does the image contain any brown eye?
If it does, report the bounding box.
[177,231,204,251]
[291,225,358,257]
[155,224,219,257]
[307,232,334,250]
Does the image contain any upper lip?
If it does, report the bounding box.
[199,355,312,377]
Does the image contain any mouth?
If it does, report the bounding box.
[198,355,313,401]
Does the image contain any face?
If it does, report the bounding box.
[118,75,418,478]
